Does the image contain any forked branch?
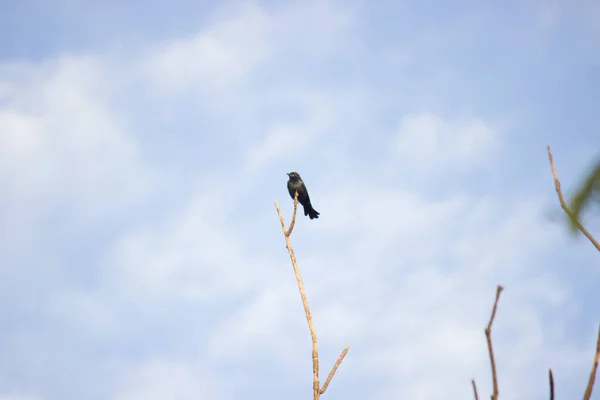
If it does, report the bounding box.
[274,196,349,400]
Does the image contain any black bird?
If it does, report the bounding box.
[287,172,320,219]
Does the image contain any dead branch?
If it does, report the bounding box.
[472,379,480,400]
[485,285,504,400]
[285,191,299,236]
[549,369,554,400]
[547,146,600,252]
[275,197,349,400]
[320,346,350,394]
[583,324,600,400]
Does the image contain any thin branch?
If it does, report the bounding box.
[274,200,349,399]
[547,146,600,252]
[583,324,600,400]
[285,191,299,236]
[472,379,480,400]
[320,346,350,395]
[485,285,504,400]
[275,200,320,399]
[549,369,554,400]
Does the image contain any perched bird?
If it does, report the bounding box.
[287,172,320,219]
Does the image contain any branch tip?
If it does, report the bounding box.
[547,146,600,252]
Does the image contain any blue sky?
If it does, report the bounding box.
[1,0,599,399]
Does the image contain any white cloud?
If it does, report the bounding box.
[0,110,40,166]
[246,123,310,170]
[142,3,272,93]
[46,289,122,338]
[395,112,497,170]
[205,285,307,365]
[108,191,258,303]
[0,56,154,220]
[244,85,370,173]
[140,0,356,98]
[114,361,226,400]
[0,56,158,272]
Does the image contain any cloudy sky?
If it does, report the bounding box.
[1,0,599,399]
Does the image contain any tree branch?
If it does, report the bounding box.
[274,199,349,399]
[549,369,554,400]
[583,324,600,400]
[472,379,480,400]
[320,346,350,395]
[485,285,504,400]
[547,146,600,252]
[285,191,299,236]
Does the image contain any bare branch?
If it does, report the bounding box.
[549,369,554,400]
[285,192,299,236]
[320,346,350,395]
[274,201,349,399]
[547,146,600,252]
[472,379,480,400]
[485,285,504,400]
[583,324,600,400]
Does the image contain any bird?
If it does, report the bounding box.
[287,172,320,219]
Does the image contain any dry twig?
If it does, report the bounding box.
[285,191,299,236]
[320,346,350,394]
[583,325,600,400]
[549,369,554,400]
[472,379,480,400]
[485,285,504,400]
[547,146,600,252]
[275,194,349,400]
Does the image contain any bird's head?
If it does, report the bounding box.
[287,172,301,180]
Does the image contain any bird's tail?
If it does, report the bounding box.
[303,203,320,219]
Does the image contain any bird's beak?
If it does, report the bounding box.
[286,173,291,177]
